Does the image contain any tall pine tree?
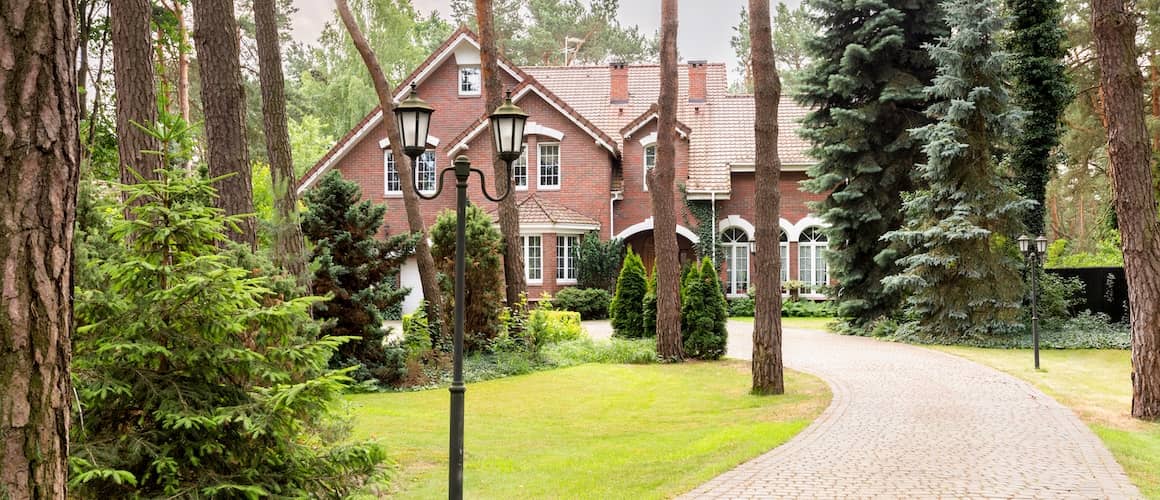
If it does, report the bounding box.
[797,0,947,330]
[883,0,1031,340]
[1006,0,1072,235]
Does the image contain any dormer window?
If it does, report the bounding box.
[459,66,481,95]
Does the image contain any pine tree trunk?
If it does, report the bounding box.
[652,0,684,361]
[174,0,191,124]
[476,0,526,307]
[111,0,161,182]
[749,0,785,395]
[1092,0,1160,420]
[254,0,308,285]
[192,0,256,246]
[335,0,444,320]
[0,0,79,494]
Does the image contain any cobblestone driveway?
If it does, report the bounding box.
[673,322,1143,499]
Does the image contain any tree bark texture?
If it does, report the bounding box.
[192,0,256,246]
[651,0,684,361]
[1092,0,1160,420]
[0,0,79,495]
[253,0,308,284]
[476,0,526,308]
[749,0,785,395]
[111,0,161,183]
[335,0,444,320]
[172,0,191,123]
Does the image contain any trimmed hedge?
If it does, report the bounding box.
[528,309,584,345]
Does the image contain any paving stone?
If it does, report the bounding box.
[678,321,1143,499]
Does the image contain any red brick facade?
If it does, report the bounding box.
[298,29,830,311]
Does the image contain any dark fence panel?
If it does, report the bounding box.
[1046,267,1129,323]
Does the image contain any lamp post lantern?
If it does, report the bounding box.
[1019,234,1047,369]
[394,86,527,500]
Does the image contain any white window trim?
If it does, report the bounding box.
[384,150,400,197]
[797,229,829,295]
[523,235,544,284]
[458,65,481,96]
[642,143,656,192]
[514,143,529,191]
[384,151,437,197]
[555,234,580,284]
[537,142,561,190]
[721,227,750,297]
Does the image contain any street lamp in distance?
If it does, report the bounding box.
[1019,234,1048,370]
[393,83,528,500]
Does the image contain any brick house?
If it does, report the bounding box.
[297,28,829,313]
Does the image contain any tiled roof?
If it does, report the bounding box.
[488,194,600,227]
[524,65,813,193]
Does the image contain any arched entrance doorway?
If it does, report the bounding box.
[616,218,699,273]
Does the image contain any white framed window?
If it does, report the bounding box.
[385,151,400,194]
[798,227,829,294]
[556,235,578,282]
[643,144,656,191]
[538,143,560,189]
[385,151,436,195]
[523,235,542,282]
[722,227,749,296]
[459,65,481,95]
[780,230,789,285]
[513,144,528,190]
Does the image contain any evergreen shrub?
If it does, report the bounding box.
[302,170,416,384]
[72,168,385,497]
[551,287,612,320]
[610,248,648,338]
[576,233,625,291]
[528,310,585,345]
[642,270,658,337]
[430,204,505,351]
[681,258,729,359]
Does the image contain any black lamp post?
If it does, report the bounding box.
[1019,234,1049,369]
[393,84,528,500]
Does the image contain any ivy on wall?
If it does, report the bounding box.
[679,184,724,266]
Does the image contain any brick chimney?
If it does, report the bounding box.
[610,61,628,104]
[688,60,707,103]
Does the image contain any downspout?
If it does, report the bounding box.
[710,192,717,262]
[610,193,616,237]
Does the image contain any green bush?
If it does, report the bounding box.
[728,295,755,317]
[303,170,416,384]
[610,248,649,338]
[551,287,612,320]
[1045,235,1124,268]
[781,299,835,318]
[642,270,658,337]
[431,204,505,351]
[72,167,384,497]
[542,338,659,366]
[681,258,728,360]
[528,309,585,345]
[576,233,625,291]
[1033,271,1084,324]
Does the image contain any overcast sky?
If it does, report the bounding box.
[289,0,802,82]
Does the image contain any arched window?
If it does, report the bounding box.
[722,227,749,296]
[780,230,789,285]
[798,227,828,294]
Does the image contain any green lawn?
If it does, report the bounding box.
[348,361,829,499]
[934,347,1160,498]
[729,316,838,331]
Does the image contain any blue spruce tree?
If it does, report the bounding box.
[798,0,947,330]
[883,0,1032,340]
